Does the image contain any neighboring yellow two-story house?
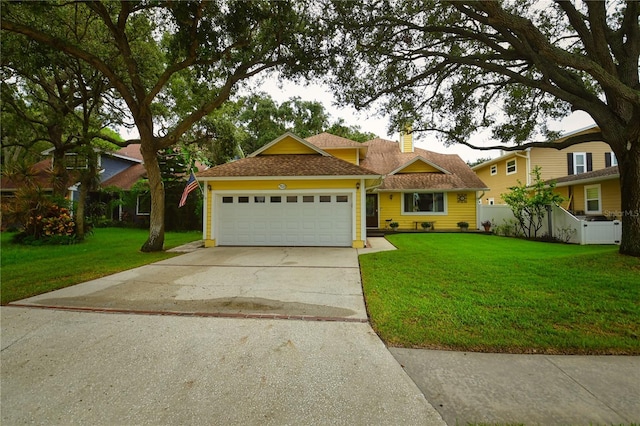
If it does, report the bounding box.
[472,125,618,215]
[197,131,487,248]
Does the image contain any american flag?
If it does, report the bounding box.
[178,172,199,208]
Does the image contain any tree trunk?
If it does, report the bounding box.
[140,144,165,252]
[51,147,69,199]
[76,181,88,240]
[618,141,640,257]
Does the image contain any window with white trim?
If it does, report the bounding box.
[573,152,587,174]
[610,152,618,166]
[490,164,497,175]
[403,192,446,214]
[136,193,151,215]
[584,184,601,214]
[506,159,516,175]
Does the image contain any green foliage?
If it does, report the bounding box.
[502,167,564,239]
[360,234,640,354]
[0,228,201,304]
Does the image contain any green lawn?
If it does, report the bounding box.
[1,228,201,305]
[359,233,640,355]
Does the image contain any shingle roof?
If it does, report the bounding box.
[100,163,147,190]
[0,159,78,192]
[361,138,488,190]
[306,133,366,148]
[197,154,378,178]
[552,166,619,185]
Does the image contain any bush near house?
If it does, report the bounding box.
[360,233,640,354]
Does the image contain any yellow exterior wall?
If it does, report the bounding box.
[397,161,441,173]
[323,148,358,165]
[378,191,477,230]
[203,178,365,247]
[261,136,318,155]
[400,131,413,153]
[560,178,620,217]
[529,142,613,180]
[475,154,528,204]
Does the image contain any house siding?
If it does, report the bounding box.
[324,149,358,165]
[562,178,620,217]
[475,154,528,204]
[378,191,477,230]
[529,141,612,180]
[260,137,318,155]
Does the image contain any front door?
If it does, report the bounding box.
[366,194,378,228]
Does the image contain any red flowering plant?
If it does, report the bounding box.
[7,188,77,245]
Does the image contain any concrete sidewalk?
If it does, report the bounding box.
[392,348,640,425]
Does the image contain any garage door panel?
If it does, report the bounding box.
[216,193,352,247]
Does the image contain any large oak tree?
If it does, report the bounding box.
[327,0,640,256]
[2,0,325,251]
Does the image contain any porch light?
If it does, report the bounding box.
[389,194,393,200]
[208,185,212,191]
[356,182,360,189]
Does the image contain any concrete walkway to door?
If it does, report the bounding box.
[2,246,445,425]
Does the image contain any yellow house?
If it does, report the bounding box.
[472,125,616,205]
[551,166,621,218]
[197,131,488,248]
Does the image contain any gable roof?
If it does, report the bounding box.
[100,163,147,190]
[250,132,329,157]
[197,154,378,178]
[361,138,488,191]
[389,156,450,175]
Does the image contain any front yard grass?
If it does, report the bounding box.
[1,228,201,305]
[359,233,640,354]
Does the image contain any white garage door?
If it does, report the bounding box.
[216,193,352,247]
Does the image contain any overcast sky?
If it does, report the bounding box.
[255,77,596,163]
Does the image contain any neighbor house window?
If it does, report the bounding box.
[574,153,586,174]
[403,192,446,214]
[568,152,592,175]
[585,185,601,214]
[506,159,516,175]
[64,153,89,170]
[136,193,151,215]
[490,164,497,175]
[605,152,618,167]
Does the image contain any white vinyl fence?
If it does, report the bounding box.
[478,204,621,245]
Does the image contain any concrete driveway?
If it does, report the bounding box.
[14,247,368,320]
[1,246,445,425]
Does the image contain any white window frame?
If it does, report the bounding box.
[573,152,587,175]
[584,184,602,214]
[506,159,516,175]
[490,164,497,175]
[401,192,448,215]
[610,152,618,166]
[136,193,151,215]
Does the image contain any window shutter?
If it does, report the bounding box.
[586,153,593,172]
[567,153,574,175]
[605,152,611,167]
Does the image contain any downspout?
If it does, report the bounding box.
[515,149,531,186]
